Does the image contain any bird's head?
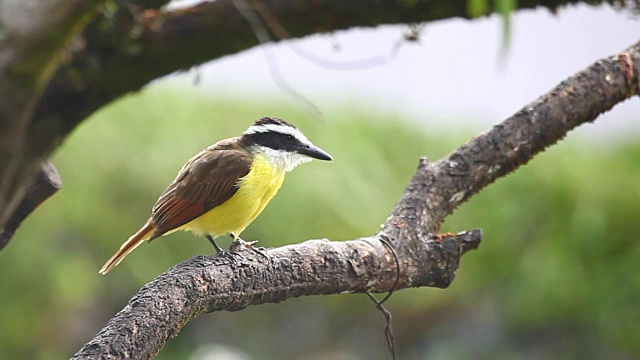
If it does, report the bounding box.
[241,117,332,172]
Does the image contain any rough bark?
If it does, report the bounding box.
[72,41,640,359]
[0,0,631,245]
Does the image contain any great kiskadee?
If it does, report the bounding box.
[99,117,332,275]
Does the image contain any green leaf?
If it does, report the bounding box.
[467,0,489,18]
[496,0,517,54]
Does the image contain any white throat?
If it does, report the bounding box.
[254,146,312,172]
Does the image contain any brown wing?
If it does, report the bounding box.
[150,145,252,238]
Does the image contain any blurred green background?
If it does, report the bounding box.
[1,86,639,360]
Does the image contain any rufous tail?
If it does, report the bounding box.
[99,219,156,275]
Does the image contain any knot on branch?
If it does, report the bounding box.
[617,51,640,96]
[0,161,61,250]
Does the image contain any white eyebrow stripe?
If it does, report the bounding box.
[244,123,310,143]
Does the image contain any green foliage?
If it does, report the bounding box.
[467,0,489,18]
[497,0,516,55]
[467,0,515,56]
[1,87,639,359]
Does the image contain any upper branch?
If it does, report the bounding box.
[28,0,618,182]
[73,40,640,359]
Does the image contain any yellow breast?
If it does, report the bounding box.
[182,153,285,238]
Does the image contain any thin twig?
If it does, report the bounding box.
[251,1,410,71]
[365,235,401,359]
[231,0,322,117]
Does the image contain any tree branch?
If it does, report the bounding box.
[73,230,481,360]
[32,0,619,147]
[386,40,640,236]
[0,161,61,250]
[72,40,640,359]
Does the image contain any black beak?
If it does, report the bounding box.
[299,144,332,161]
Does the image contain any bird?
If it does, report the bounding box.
[99,117,332,275]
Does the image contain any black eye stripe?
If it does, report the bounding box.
[243,131,300,150]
